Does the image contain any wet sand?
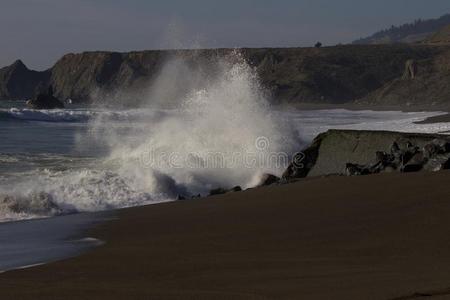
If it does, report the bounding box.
[1,171,450,299]
[0,212,110,273]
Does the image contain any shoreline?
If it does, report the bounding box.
[3,99,449,113]
[415,113,450,124]
[1,171,450,299]
[0,211,111,273]
[281,102,450,113]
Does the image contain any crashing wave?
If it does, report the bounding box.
[0,168,178,222]
[2,108,94,122]
[0,50,298,222]
[0,192,62,217]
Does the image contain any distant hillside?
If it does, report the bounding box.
[0,60,49,100]
[1,44,450,110]
[426,24,450,44]
[353,14,450,45]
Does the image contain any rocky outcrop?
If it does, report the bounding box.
[209,186,242,196]
[283,130,450,180]
[2,44,450,108]
[402,59,417,79]
[358,47,450,109]
[282,135,323,179]
[247,45,442,107]
[26,86,64,109]
[345,139,450,175]
[0,60,50,100]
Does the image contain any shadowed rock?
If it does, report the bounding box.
[283,130,450,180]
[209,186,242,196]
[26,85,64,109]
[0,60,50,100]
[403,59,417,79]
[257,174,280,187]
[3,45,450,109]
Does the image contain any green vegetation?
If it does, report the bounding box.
[354,14,450,44]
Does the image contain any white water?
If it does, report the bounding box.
[0,51,299,222]
[91,51,299,197]
[0,51,449,223]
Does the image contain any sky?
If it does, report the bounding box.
[1,0,450,70]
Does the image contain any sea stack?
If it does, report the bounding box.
[26,85,64,109]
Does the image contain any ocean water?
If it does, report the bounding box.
[1,102,448,223]
[0,211,108,273]
[1,53,450,223]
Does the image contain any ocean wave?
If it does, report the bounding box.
[0,108,170,123]
[0,168,175,223]
[0,154,20,163]
[2,50,449,225]
[0,52,293,223]
[0,192,63,218]
[0,108,94,122]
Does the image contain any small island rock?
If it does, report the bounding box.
[26,86,64,109]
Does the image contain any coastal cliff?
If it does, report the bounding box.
[1,44,450,108]
[0,60,50,100]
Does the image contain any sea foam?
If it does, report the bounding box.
[0,50,299,222]
[1,51,449,222]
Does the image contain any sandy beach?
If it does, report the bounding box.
[0,171,450,299]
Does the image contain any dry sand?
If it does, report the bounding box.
[1,171,450,299]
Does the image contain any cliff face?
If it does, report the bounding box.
[48,49,228,103]
[359,47,450,108]
[0,60,50,100]
[242,45,441,105]
[1,45,450,108]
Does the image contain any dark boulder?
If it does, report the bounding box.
[346,150,397,176]
[430,139,450,154]
[401,152,425,173]
[423,154,450,172]
[257,174,280,187]
[230,186,243,192]
[345,163,372,176]
[209,186,242,196]
[423,142,440,158]
[282,133,324,180]
[26,85,64,109]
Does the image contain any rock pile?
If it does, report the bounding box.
[346,139,450,176]
[209,186,242,196]
[191,131,449,199]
